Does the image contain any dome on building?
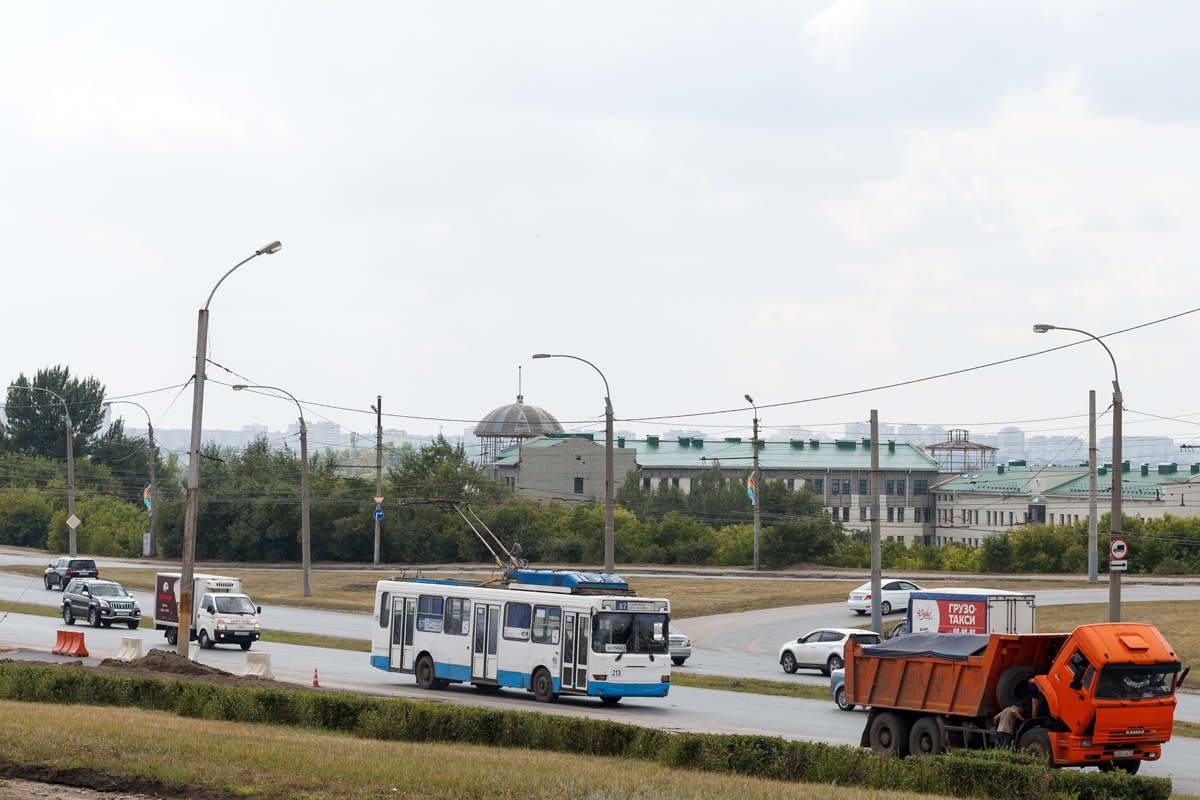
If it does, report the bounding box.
[474,395,563,438]
[475,395,564,464]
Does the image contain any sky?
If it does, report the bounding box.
[4,1,1200,448]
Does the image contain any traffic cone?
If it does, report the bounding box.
[312,668,319,687]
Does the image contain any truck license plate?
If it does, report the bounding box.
[1113,750,1134,758]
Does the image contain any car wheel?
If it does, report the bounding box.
[87,607,100,628]
[532,668,557,703]
[599,695,621,705]
[101,621,112,628]
[835,686,855,711]
[198,630,214,649]
[781,651,797,674]
[58,576,67,591]
[415,655,438,690]
[62,605,74,625]
[240,641,252,651]
[854,609,867,615]
[44,576,52,590]
[881,601,892,615]
[828,654,844,673]
[671,657,686,666]
[127,621,140,630]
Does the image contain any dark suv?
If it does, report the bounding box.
[44,557,98,590]
[62,579,141,629]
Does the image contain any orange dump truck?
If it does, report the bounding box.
[845,623,1187,773]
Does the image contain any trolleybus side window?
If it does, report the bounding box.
[417,596,444,633]
[378,592,390,628]
[531,606,561,645]
[503,603,532,640]
[444,598,470,635]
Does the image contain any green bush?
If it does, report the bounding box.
[0,664,1171,800]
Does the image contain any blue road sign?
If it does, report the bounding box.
[373,508,384,521]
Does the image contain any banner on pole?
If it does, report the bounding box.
[143,485,152,512]
[746,475,756,505]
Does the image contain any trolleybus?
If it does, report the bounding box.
[370,569,671,703]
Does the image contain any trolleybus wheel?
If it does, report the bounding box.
[415,655,438,690]
[600,695,622,705]
[532,668,558,703]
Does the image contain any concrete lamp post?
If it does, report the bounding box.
[532,353,615,574]
[177,241,282,657]
[7,385,76,555]
[102,399,158,557]
[1033,323,1123,621]
[232,383,311,597]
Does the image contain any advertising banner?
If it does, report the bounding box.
[156,575,180,624]
[910,598,986,634]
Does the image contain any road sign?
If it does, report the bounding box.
[67,514,81,529]
[1110,538,1128,560]
[373,496,385,505]
[1110,559,1128,571]
[373,508,384,521]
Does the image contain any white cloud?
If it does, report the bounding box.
[801,0,871,66]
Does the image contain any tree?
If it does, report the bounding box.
[88,417,154,504]
[4,366,106,459]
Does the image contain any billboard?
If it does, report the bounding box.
[156,574,180,624]
[910,598,986,634]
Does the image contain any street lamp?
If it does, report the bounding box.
[102,400,158,558]
[532,353,616,574]
[178,241,282,657]
[745,394,760,571]
[1034,323,1123,621]
[7,385,76,555]
[232,384,311,596]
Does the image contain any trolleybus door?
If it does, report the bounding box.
[485,604,500,679]
[403,598,416,670]
[561,612,576,690]
[472,603,501,681]
[577,612,590,690]
[389,596,406,670]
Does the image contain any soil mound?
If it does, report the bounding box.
[99,648,231,678]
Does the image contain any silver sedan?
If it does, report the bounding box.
[669,625,691,666]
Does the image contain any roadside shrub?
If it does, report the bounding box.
[1152,556,1193,576]
[0,664,1171,800]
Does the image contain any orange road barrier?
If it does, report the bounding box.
[52,630,88,657]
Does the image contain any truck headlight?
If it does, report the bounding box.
[216,619,227,630]
[254,619,260,629]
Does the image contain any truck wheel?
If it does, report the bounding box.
[415,655,438,690]
[835,686,855,711]
[909,717,942,757]
[198,630,213,649]
[781,651,797,674]
[240,641,252,651]
[1017,727,1052,762]
[997,665,1036,708]
[869,712,909,757]
[532,668,558,703]
[1100,759,1140,775]
[166,627,178,646]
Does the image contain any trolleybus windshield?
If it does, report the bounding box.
[592,612,669,654]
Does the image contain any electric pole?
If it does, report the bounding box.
[746,394,760,570]
[374,396,383,566]
[1088,390,1097,583]
[1110,385,1123,621]
[870,410,882,636]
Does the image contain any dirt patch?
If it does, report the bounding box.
[2,650,314,692]
[0,762,226,799]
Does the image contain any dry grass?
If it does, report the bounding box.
[670,673,833,701]
[1036,600,1200,672]
[0,699,953,800]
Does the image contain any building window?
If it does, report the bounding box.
[574,477,584,494]
[814,479,823,493]
[887,507,895,522]
[843,507,850,522]
[897,480,905,496]
[643,477,651,489]
[831,480,840,495]
[897,508,905,523]
[787,478,794,490]
[886,480,894,495]
[925,507,932,523]
[842,480,851,495]
[859,479,867,494]
[914,480,927,495]
[1008,511,1013,526]
[974,510,979,524]
[898,536,904,544]
[672,477,680,487]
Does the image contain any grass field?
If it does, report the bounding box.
[670,672,833,701]
[1037,600,1200,675]
[0,699,954,800]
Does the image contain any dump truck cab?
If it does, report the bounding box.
[1031,623,1182,770]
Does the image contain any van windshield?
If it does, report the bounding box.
[1094,665,1178,700]
[214,596,257,615]
[592,613,669,654]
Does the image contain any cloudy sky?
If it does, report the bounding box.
[3,1,1200,447]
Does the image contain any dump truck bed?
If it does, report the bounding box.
[846,631,1069,717]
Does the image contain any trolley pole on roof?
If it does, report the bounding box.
[870,410,882,636]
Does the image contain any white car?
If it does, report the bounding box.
[847,580,922,616]
[779,628,881,676]
[668,626,691,666]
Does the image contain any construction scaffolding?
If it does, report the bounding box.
[927,429,998,474]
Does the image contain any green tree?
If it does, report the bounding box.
[4,366,106,459]
[88,417,155,504]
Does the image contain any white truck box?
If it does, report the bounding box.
[905,588,1036,635]
[154,572,262,650]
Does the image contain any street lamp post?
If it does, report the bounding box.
[178,241,281,657]
[232,383,310,596]
[8,385,76,556]
[103,400,158,557]
[745,395,761,571]
[532,353,615,574]
[1034,323,1123,621]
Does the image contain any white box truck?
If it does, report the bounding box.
[902,588,1035,636]
[154,572,262,650]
